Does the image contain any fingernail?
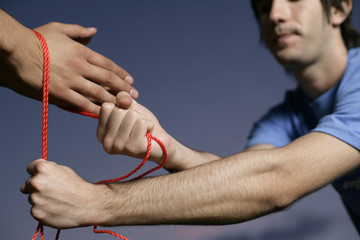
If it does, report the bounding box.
[130,89,139,99]
[86,27,97,34]
[125,75,134,84]
[86,27,97,31]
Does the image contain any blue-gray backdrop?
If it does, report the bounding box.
[1,1,360,239]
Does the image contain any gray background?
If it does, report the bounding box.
[1,1,359,239]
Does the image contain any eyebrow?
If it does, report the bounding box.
[254,0,271,6]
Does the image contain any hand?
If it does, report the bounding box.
[20,159,110,229]
[97,92,173,165]
[2,21,138,114]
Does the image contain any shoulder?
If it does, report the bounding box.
[338,48,360,91]
[313,48,360,150]
[245,88,304,149]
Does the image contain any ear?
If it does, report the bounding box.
[330,0,352,26]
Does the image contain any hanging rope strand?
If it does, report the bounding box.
[31,30,167,240]
[32,29,49,240]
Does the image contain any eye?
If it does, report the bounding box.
[255,0,272,15]
[257,4,272,15]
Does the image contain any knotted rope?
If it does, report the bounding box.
[32,30,167,240]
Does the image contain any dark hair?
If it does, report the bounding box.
[251,0,360,49]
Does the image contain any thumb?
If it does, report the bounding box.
[116,91,136,109]
[55,23,97,39]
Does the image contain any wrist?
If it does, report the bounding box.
[148,135,184,170]
[94,182,136,227]
[84,183,118,227]
[162,139,192,171]
[164,140,220,172]
[0,24,43,93]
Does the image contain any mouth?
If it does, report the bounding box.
[269,30,297,48]
[274,33,293,43]
[267,24,299,47]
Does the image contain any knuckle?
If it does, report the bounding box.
[73,23,82,29]
[113,139,125,153]
[31,206,46,221]
[35,161,50,173]
[102,137,114,154]
[91,86,106,100]
[29,193,39,206]
[116,80,131,92]
[103,59,115,71]
[114,106,125,115]
[101,102,115,111]
[127,109,138,119]
[137,118,149,128]
[63,165,75,175]
[48,21,59,28]
[67,58,83,72]
[30,177,46,192]
[126,142,141,155]
[112,107,126,120]
[96,129,103,143]
[73,44,86,56]
[76,97,91,111]
[102,145,111,154]
[103,71,116,85]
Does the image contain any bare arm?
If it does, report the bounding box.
[0,9,138,113]
[98,132,360,226]
[21,131,360,228]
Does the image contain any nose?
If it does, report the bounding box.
[269,0,290,23]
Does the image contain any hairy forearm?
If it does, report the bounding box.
[24,132,359,229]
[0,9,16,54]
[94,132,360,227]
[98,149,286,226]
[0,10,29,55]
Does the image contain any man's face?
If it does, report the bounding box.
[254,0,332,68]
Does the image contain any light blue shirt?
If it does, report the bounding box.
[246,48,360,216]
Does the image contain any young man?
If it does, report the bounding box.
[21,0,360,234]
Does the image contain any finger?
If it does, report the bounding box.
[82,64,138,99]
[116,91,137,109]
[97,103,116,143]
[85,49,138,98]
[71,76,117,105]
[26,159,47,175]
[51,22,97,39]
[20,178,32,194]
[129,118,154,156]
[102,107,127,153]
[114,110,139,152]
[28,195,33,205]
[86,49,131,80]
[21,175,40,195]
[52,88,101,115]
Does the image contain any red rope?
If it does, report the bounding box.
[32,29,49,240]
[32,30,167,240]
[33,30,50,161]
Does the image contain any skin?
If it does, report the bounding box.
[256,0,349,100]
[0,10,138,114]
[21,0,360,230]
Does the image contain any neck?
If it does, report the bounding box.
[290,38,348,101]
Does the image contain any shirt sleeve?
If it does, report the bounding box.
[312,63,360,150]
[245,102,295,149]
